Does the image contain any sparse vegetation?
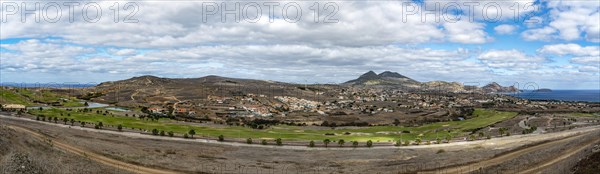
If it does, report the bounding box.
[338,139,345,147]
[26,108,518,142]
[323,139,331,147]
[188,129,195,138]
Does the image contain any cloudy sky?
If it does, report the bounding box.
[1,0,599,89]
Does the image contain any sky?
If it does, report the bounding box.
[0,0,599,89]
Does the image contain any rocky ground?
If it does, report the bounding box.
[572,145,600,174]
[2,113,600,174]
[0,123,131,174]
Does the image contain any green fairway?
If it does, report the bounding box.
[28,108,518,142]
[0,88,83,107]
[0,88,32,106]
[568,113,600,117]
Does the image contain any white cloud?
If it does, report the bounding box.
[522,27,557,41]
[444,20,491,44]
[571,57,599,65]
[494,24,517,35]
[538,43,599,73]
[107,48,138,56]
[522,1,600,42]
[477,49,546,70]
[424,0,538,21]
[538,44,600,57]
[0,1,495,48]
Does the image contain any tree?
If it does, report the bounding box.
[393,119,400,126]
[81,122,85,127]
[468,135,476,141]
[117,124,123,131]
[309,140,315,147]
[323,139,331,147]
[184,133,189,139]
[366,140,373,147]
[436,138,442,144]
[275,138,283,146]
[97,122,103,128]
[36,116,40,121]
[352,141,359,148]
[70,119,75,126]
[188,129,196,138]
[84,102,89,107]
[478,132,485,139]
[152,129,159,135]
[395,140,402,146]
[261,139,267,145]
[338,139,345,147]
[94,125,100,129]
[247,138,253,144]
[168,131,174,137]
[415,138,422,145]
[53,117,58,123]
[160,130,165,136]
[218,135,224,141]
[499,128,506,137]
[403,140,410,146]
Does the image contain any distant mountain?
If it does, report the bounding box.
[533,88,552,92]
[343,71,420,87]
[422,81,466,92]
[481,82,518,93]
[89,75,334,107]
[86,72,520,106]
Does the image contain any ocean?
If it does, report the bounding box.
[507,90,600,103]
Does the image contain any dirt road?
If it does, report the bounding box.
[7,125,182,174]
[419,130,599,174]
[2,113,600,173]
[517,136,600,174]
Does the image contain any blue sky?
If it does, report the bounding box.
[1,0,599,89]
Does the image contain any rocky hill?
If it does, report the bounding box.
[343,71,421,88]
[87,75,337,107]
[83,72,520,106]
[481,82,519,93]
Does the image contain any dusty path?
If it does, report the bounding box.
[419,131,597,174]
[517,136,600,174]
[7,125,183,174]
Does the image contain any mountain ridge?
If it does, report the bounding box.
[91,72,519,106]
